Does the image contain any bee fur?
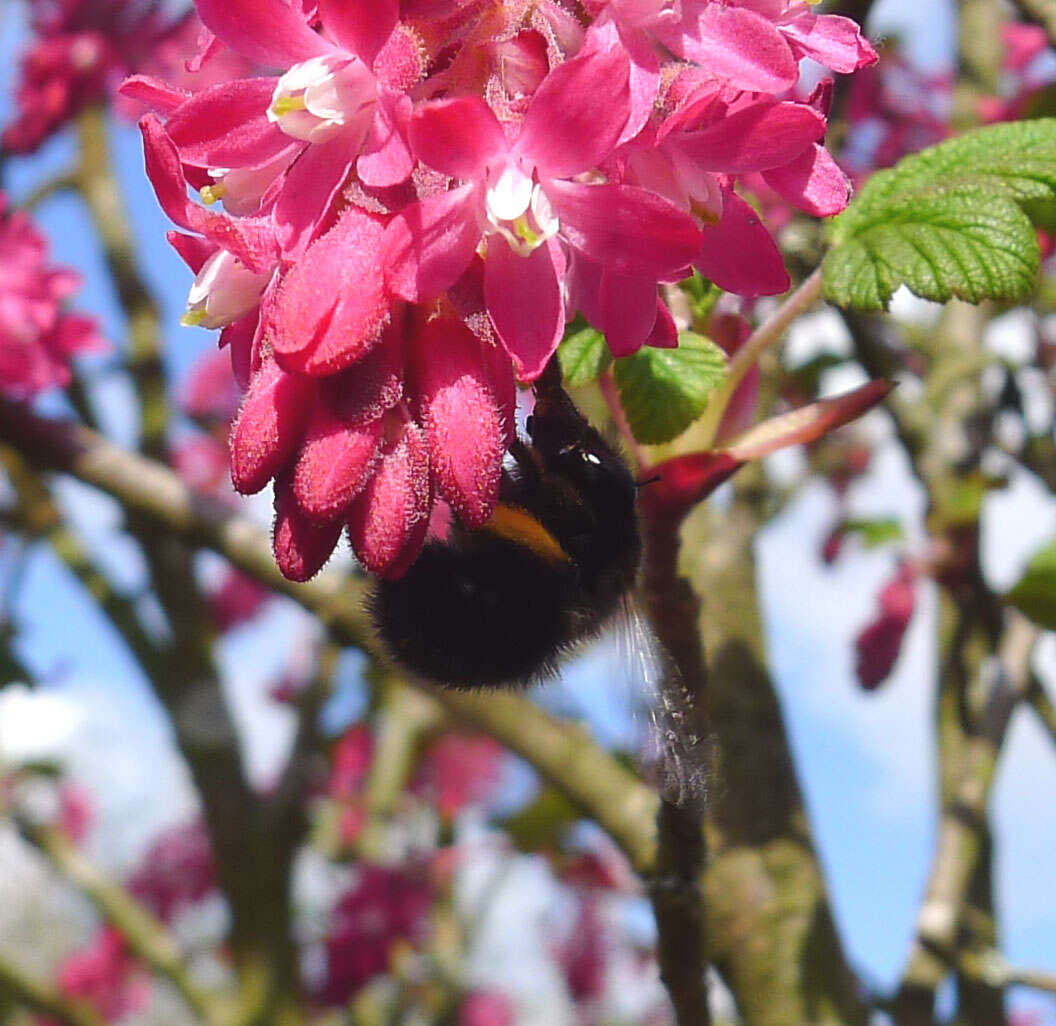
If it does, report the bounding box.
[370,357,642,688]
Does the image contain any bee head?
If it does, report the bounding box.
[527,369,637,513]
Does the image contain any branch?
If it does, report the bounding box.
[15,815,226,1026]
[74,107,167,458]
[895,612,1039,1020]
[639,511,712,1026]
[0,954,107,1026]
[0,397,661,877]
[0,444,164,678]
[958,948,1056,996]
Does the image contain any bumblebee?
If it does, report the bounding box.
[370,357,641,688]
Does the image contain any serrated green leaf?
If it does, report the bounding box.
[613,331,727,444]
[558,321,611,387]
[1005,539,1056,630]
[825,119,1056,311]
[823,186,1039,311]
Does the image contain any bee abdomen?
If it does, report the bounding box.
[370,537,578,688]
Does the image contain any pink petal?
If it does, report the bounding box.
[726,380,893,462]
[781,12,878,74]
[292,403,385,520]
[230,356,315,494]
[384,184,482,302]
[270,206,390,375]
[484,238,563,381]
[645,298,678,348]
[273,474,344,582]
[274,133,359,259]
[519,49,631,177]
[347,422,432,578]
[762,144,850,217]
[669,5,798,93]
[676,101,826,174]
[695,191,789,297]
[547,180,702,279]
[119,75,190,114]
[195,0,332,68]
[410,97,506,180]
[164,78,290,169]
[411,315,509,528]
[324,326,404,424]
[357,92,414,187]
[139,115,277,273]
[318,0,397,65]
[167,231,215,274]
[599,271,657,357]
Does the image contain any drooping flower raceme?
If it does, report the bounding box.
[0,195,105,398]
[126,0,875,581]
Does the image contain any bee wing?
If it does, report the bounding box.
[614,595,710,813]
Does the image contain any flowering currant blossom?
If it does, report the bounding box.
[129,0,875,582]
[0,195,104,398]
[3,2,250,153]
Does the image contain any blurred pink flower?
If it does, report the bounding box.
[127,820,216,922]
[557,897,606,1003]
[0,194,105,397]
[320,864,432,1005]
[411,734,506,820]
[207,568,270,631]
[46,926,150,1024]
[854,562,917,690]
[460,990,515,1026]
[57,781,94,845]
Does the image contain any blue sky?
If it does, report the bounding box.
[0,1,1054,1021]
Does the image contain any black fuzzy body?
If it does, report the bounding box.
[371,362,641,688]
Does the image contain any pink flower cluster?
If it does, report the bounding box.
[0,194,104,398]
[4,1,252,153]
[128,0,874,581]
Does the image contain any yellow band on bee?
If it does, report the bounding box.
[482,504,570,565]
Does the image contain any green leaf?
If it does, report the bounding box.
[1005,539,1056,630]
[613,331,727,444]
[558,320,611,387]
[824,119,1056,311]
[841,517,905,548]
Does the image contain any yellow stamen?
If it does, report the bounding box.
[200,182,225,205]
[482,503,570,565]
[271,94,307,117]
[512,214,540,247]
[180,308,207,327]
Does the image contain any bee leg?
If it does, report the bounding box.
[508,437,543,482]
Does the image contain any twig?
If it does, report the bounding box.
[896,613,1039,1014]
[959,948,1056,996]
[695,269,823,448]
[0,397,661,877]
[0,954,107,1026]
[1027,675,1056,746]
[15,814,227,1026]
[74,107,167,459]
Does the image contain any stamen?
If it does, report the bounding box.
[271,95,308,117]
[180,308,207,328]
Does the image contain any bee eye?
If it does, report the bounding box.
[583,452,602,465]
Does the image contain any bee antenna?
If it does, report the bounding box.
[635,473,661,490]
